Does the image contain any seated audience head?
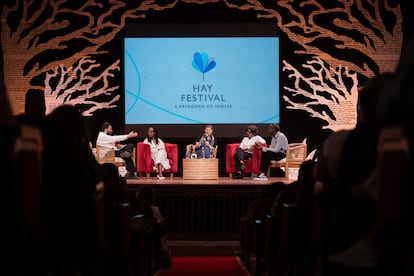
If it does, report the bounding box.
[357,72,395,126]
[48,104,91,144]
[100,162,128,204]
[298,159,316,184]
[25,89,46,117]
[0,55,15,126]
[137,185,155,202]
[262,181,286,198]
[377,38,414,126]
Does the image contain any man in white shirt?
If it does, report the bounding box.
[233,125,266,179]
[96,122,138,178]
[255,124,288,180]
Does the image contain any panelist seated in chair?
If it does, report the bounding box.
[96,121,138,178]
[255,123,289,180]
[233,125,266,179]
[193,124,217,158]
[143,126,170,180]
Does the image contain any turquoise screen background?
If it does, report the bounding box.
[124,37,279,124]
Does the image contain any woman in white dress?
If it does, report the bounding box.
[143,126,171,179]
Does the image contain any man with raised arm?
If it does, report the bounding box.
[96,122,138,178]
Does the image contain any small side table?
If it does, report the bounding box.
[182,158,219,180]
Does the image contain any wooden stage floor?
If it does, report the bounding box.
[126,176,293,186]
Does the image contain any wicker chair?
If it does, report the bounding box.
[267,143,307,179]
[95,145,127,167]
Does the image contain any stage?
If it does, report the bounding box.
[126,176,294,240]
[126,176,291,186]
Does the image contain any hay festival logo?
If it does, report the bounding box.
[176,51,229,110]
[192,52,216,81]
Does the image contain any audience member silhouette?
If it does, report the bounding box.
[261,160,316,276]
[99,162,130,275]
[129,185,171,273]
[136,186,171,267]
[40,104,103,275]
[25,89,46,117]
[0,54,20,275]
[329,38,414,274]
[313,72,395,273]
[284,160,317,275]
[238,181,286,261]
[375,37,414,276]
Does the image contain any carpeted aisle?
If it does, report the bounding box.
[155,256,250,276]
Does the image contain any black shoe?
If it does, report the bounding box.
[233,172,243,179]
[125,172,137,179]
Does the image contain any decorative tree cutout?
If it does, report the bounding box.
[1,0,402,126]
[44,56,120,116]
[283,57,359,131]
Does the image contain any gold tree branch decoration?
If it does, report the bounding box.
[283,57,359,131]
[1,0,175,114]
[1,0,401,119]
[44,56,120,116]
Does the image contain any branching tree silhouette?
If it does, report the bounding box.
[1,0,401,127]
